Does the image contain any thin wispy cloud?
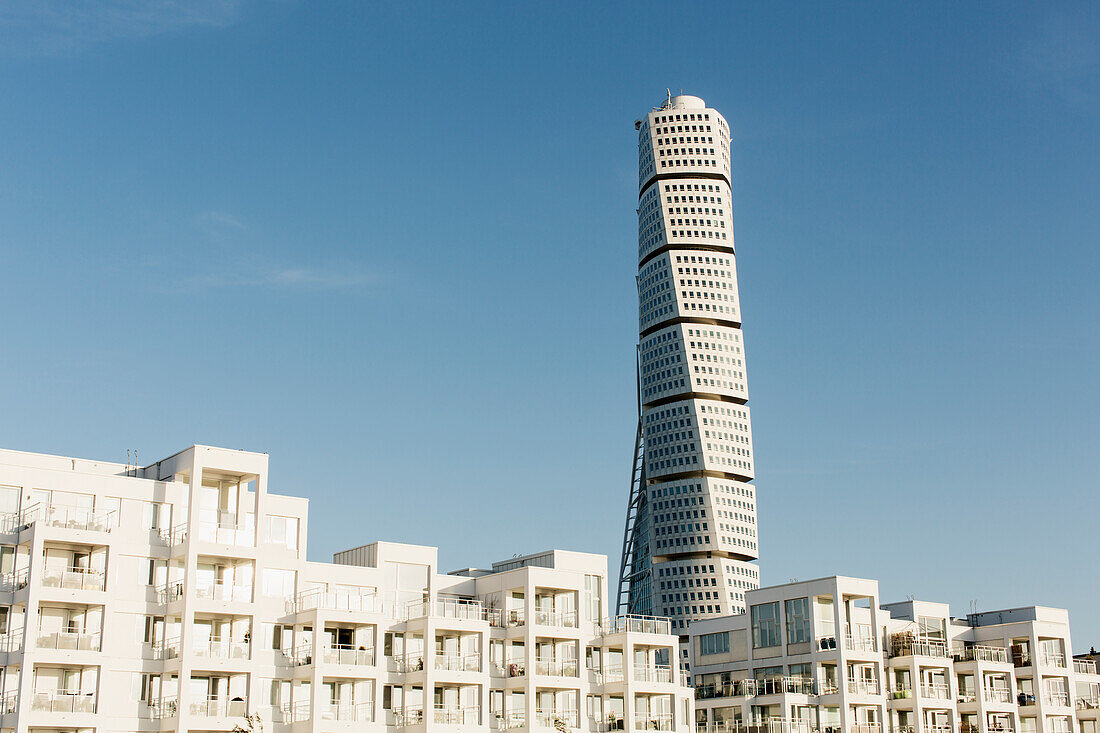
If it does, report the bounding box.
[197,210,249,232]
[0,0,243,57]
[184,264,377,291]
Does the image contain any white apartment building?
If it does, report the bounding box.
[688,577,1099,733]
[0,444,694,733]
[621,93,760,638]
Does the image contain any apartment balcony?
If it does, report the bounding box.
[1044,691,1071,707]
[190,695,248,717]
[322,643,376,666]
[919,683,950,700]
[1075,696,1099,711]
[588,664,625,685]
[890,637,948,659]
[191,635,250,661]
[394,706,425,726]
[889,686,913,700]
[634,664,674,684]
[534,658,579,677]
[848,725,882,733]
[490,609,526,628]
[23,504,115,533]
[601,615,672,635]
[41,566,105,592]
[922,726,951,733]
[635,713,675,731]
[0,628,23,654]
[395,651,426,673]
[433,705,481,725]
[317,701,375,722]
[694,680,751,699]
[148,696,178,719]
[756,676,817,696]
[0,568,29,593]
[494,661,526,678]
[1075,659,1098,675]
[535,709,580,729]
[845,635,878,653]
[195,580,252,603]
[1016,692,1037,706]
[30,689,97,713]
[36,629,101,652]
[435,652,481,672]
[816,634,840,651]
[405,597,485,623]
[695,720,818,733]
[983,688,1012,704]
[288,588,383,615]
[1040,652,1067,669]
[0,691,17,715]
[495,711,526,729]
[533,610,578,628]
[847,679,881,696]
[955,646,1010,664]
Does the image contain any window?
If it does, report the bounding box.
[584,574,602,623]
[142,501,171,531]
[262,568,296,598]
[698,631,729,656]
[918,616,946,640]
[785,597,810,644]
[751,602,781,648]
[265,515,299,550]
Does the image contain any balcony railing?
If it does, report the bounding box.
[0,628,23,654]
[847,679,880,695]
[0,568,29,593]
[984,687,1012,703]
[319,701,374,721]
[497,711,526,729]
[395,651,426,672]
[434,705,481,725]
[849,724,882,733]
[491,609,526,628]
[406,597,485,621]
[322,644,375,666]
[159,522,188,546]
[436,652,480,672]
[634,665,673,683]
[494,661,526,677]
[0,690,16,714]
[535,658,579,677]
[1075,659,1099,674]
[1045,691,1070,707]
[191,635,250,660]
[22,503,115,533]
[533,609,578,628]
[394,706,425,726]
[695,719,819,733]
[30,689,97,713]
[695,680,752,699]
[845,635,878,653]
[954,646,1009,663]
[36,630,101,651]
[536,709,580,729]
[1040,652,1067,668]
[635,713,675,731]
[288,588,383,615]
[190,695,248,717]
[41,566,105,591]
[601,615,672,635]
[920,683,950,700]
[149,696,178,719]
[757,676,817,696]
[1077,696,1100,710]
[890,686,912,699]
[196,513,255,546]
[890,638,948,658]
[195,580,252,603]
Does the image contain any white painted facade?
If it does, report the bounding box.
[625,93,760,634]
[688,576,1100,733]
[0,444,693,733]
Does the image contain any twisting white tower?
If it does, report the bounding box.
[619,94,760,638]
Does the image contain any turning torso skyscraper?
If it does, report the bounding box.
[619,94,760,637]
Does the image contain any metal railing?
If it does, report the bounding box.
[920,683,950,699]
[191,635,250,660]
[984,687,1012,703]
[322,643,375,666]
[21,503,115,533]
[954,645,1009,663]
[149,696,178,719]
[0,568,29,592]
[156,580,185,603]
[318,701,374,721]
[433,705,481,725]
[190,695,248,716]
[1045,691,1070,706]
[159,522,188,546]
[36,630,101,651]
[41,566,105,591]
[498,711,526,729]
[394,706,425,726]
[0,628,23,654]
[535,709,580,728]
[601,615,672,635]
[533,609,579,628]
[30,689,97,713]
[1075,659,1098,674]
[435,652,481,672]
[195,514,255,546]
[535,658,580,677]
[406,597,484,621]
[494,661,526,677]
[1040,652,1067,668]
[0,691,17,715]
[491,609,526,628]
[288,587,383,614]
[394,651,426,672]
[635,713,675,730]
[1077,696,1100,710]
[195,580,252,603]
[846,679,880,695]
[634,665,673,683]
[845,634,878,653]
[891,638,948,658]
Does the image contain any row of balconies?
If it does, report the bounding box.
[695,718,882,733]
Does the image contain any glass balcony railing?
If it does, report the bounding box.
[533,609,578,628]
[601,615,672,635]
[322,643,375,666]
[41,566,105,591]
[149,696,178,719]
[536,709,580,729]
[21,504,115,533]
[920,683,950,700]
[0,691,17,715]
[984,687,1012,703]
[635,713,675,731]
[394,706,425,726]
[954,645,1009,663]
[634,665,674,683]
[30,689,97,713]
[535,658,579,677]
[319,701,374,721]
[1075,659,1098,674]
[435,652,480,672]
[288,588,383,614]
[190,695,248,717]
[395,651,426,672]
[191,635,250,660]
[434,705,481,725]
[195,580,251,603]
[1040,652,1067,668]
[36,630,101,651]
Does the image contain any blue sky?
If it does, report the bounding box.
[1,1,1097,648]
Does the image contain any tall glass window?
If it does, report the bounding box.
[785,597,810,644]
[751,602,781,648]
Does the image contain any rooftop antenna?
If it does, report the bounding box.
[126,449,131,475]
[134,449,139,477]
[666,88,671,107]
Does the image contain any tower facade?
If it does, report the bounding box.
[619,94,760,637]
